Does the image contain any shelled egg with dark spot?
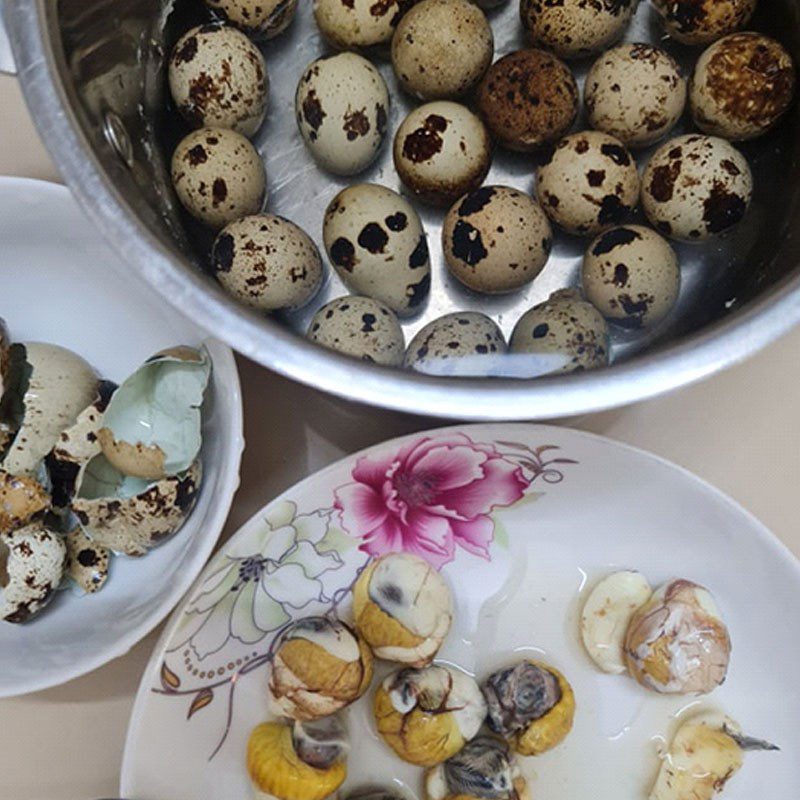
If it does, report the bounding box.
[314,0,413,50]
[651,0,757,45]
[641,134,753,242]
[204,0,299,39]
[323,184,430,315]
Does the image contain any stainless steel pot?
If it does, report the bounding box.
[5,0,800,420]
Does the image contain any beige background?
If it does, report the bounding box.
[0,73,798,800]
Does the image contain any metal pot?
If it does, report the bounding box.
[5,0,800,420]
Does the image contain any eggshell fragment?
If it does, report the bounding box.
[0,470,50,536]
[64,527,109,595]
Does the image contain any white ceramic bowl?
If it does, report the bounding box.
[0,178,244,697]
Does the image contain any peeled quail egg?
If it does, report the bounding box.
[392,0,493,100]
[582,225,681,328]
[308,296,406,366]
[314,0,410,50]
[580,570,652,674]
[323,184,431,316]
[171,127,266,229]
[296,53,390,177]
[585,43,687,148]
[482,661,575,756]
[642,134,753,242]
[205,0,298,39]
[169,23,268,136]
[0,471,49,536]
[64,527,110,595]
[353,552,453,667]
[651,0,757,45]
[375,665,487,766]
[624,579,732,695]
[268,616,374,721]
[394,101,492,207]
[476,49,578,153]
[443,185,552,294]
[536,131,640,236]
[212,214,324,312]
[691,33,796,141]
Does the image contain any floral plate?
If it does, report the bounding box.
[121,424,800,799]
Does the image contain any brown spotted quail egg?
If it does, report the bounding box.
[510,289,610,374]
[169,23,268,136]
[0,471,50,535]
[585,43,687,148]
[691,33,796,141]
[536,131,640,236]
[212,214,324,312]
[642,134,753,242]
[442,186,552,294]
[394,101,492,206]
[314,0,411,50]
[391,0,494,100]
[296,53,390,177]
[476,50,579,153]
[405,313,507,376]
[323,184,430,316]
[582,225,681,328]
[204,0,298,39]
[308,296,405,366]
[651,0,757,45]
[171,127,266,229]
[520,0,639,59]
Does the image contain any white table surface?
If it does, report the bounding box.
[0,73,798,800]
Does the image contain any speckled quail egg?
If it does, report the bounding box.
[296,53,390,177]
[169,23,268,136]
[314,0,412,50]
[204,0,298,39]
[536,131,640,236]
[352,552,453,667]
[212,214,323,312]
[641,134,753,241]
[375,665,487,766]
[394,101,492,206]
[520,0,639,59]
[323,184,430,316]
[583,225,681,328]
[64,527,110,595]
[510,289,610,374]
[585,43,687,148]
[308,296,406,366]
[0,471,50,535]
[392,0,493,100]
[691,32,796,141]
[171,127,266,229]
[267,616,374,720]
[651,0,757,45]
[404,312,508,375]
[442,186,552,294]
[624,579,731,695]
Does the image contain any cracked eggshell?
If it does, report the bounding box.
[323,184,430,316]
[205,0,299,39]
[580,570,652,674]
[64,527,109,595]
[171,127,266,229]
[296,53,390,177]
[642,134,753,242]
[651,0,756,45]
[0,470,50,536]
[212,214,324,312]
[313,0,412,50]
[536,131,640,236]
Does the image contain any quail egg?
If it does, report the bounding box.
[212,214,324,312]
[204,0,298,39]
[0,471,49,535]
[394,101,492,206]
[651,0,757,45]
[641,134,753,241]
[520,0,639,59]
[476,49,579,153]
[392,0,494,100]
[308,296,405,366]
[352,552,453,667]
[296,53,390,177]
[323,184,430,316]
[585,43,687,148]
[443,186,552,294]
[171,127,266,229]
[313,0,412,50]
[536,131,640,236]
[582,225,681,328]
[375,664,487,766]
[64,527,110,595]
[624,578,731,695]
[510,289,610,375]
[267,616,374,720]
[691,32,797,141]
[168,23,268,136]
[404,312,507,376]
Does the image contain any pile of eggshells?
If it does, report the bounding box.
[168,0,796,377]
